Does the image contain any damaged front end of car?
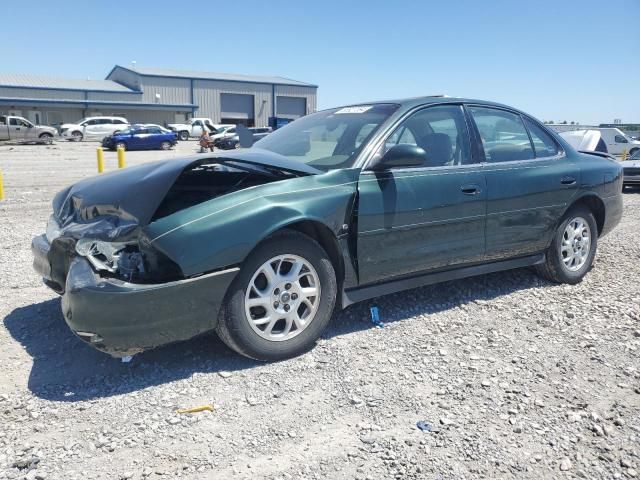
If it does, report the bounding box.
[32,152,319,356]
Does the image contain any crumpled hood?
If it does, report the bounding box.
[51,150,320,241]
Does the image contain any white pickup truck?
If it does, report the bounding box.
[0,115,57,144]
[167,118,234,141]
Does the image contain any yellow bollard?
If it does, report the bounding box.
[96,147,105,173]
[0,170,4,201]
[621,148,628,162]
[117,146,126,169]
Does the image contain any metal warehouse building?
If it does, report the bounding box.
[0,65,317,128]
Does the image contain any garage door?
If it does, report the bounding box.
[220,93,254,126]
[277,96,306,119]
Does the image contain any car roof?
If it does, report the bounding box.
[326,96,528,114]
[84,116,128,121]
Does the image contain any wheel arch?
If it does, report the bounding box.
[274,219,345,289]
[564,194,605,236]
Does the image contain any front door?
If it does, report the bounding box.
[357,104,486,285]
[83,119,102,138]
[8,117,27,141]
[467,106,579,260]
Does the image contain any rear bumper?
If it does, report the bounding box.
[32,234,239,357]
[623,173,640,185]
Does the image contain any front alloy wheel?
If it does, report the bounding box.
[245,254,321,341]
[216,230,337,361]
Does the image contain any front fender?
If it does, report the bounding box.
[144,169,360,277]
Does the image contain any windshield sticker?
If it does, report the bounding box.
[335,106,373,114]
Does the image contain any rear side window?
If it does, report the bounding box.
[468,106,533,162]
[148,127,162,134]
[524,118,559,157]
[112,119,126,125]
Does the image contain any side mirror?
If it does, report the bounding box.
[369,144,426,171]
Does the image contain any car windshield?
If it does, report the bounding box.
[253,104,399,171]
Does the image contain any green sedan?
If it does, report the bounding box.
[32,97,624,361]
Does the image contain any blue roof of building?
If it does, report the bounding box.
[111,65,317,88]
[0,72,136,92]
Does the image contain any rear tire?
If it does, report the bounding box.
[179,131,189,141]
[535,205,597,284]
[160,141,171,150]
[216,230,337,361]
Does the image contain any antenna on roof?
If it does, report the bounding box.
[131,60,137,69]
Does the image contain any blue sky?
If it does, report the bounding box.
[3,0,639,124]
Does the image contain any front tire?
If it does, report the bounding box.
[216,230,337,361]
[179,131,189,141]
[71,131,83,142]
[160,141,171,150]
[39,133,53,145]
[536,206,597,284]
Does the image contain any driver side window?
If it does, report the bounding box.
[378,105,471,167]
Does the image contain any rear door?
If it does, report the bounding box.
[357,104,486,285]
[467,106,578,260]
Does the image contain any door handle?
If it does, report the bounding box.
[561,176,576,185]
[460,184,481,195]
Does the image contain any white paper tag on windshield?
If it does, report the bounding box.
[335,106,372,114]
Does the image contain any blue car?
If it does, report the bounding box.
[102,126,177,151]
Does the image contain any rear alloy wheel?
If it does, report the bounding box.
[217,230,337,361]
[536,206,597,284]
[179,131,189,141]
[160,141,172,150]
[39,133,53,145]
[71,131,83,142]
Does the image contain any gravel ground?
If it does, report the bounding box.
[0,140,639,480]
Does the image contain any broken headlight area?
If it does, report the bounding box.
[75,239,145,281]
[73,237,183,284]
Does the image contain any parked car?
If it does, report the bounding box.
[101,126,177,151]
[214,127,273,150]
[60,116,129,142]
[32,97,623,361]
[166,118,233,141]
[0,115,57,144]
[622,149,640,188]
[558,129,609,154]
[595,128,640,156]
[132,123,172,133]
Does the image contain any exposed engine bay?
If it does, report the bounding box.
[45,155,310,288]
